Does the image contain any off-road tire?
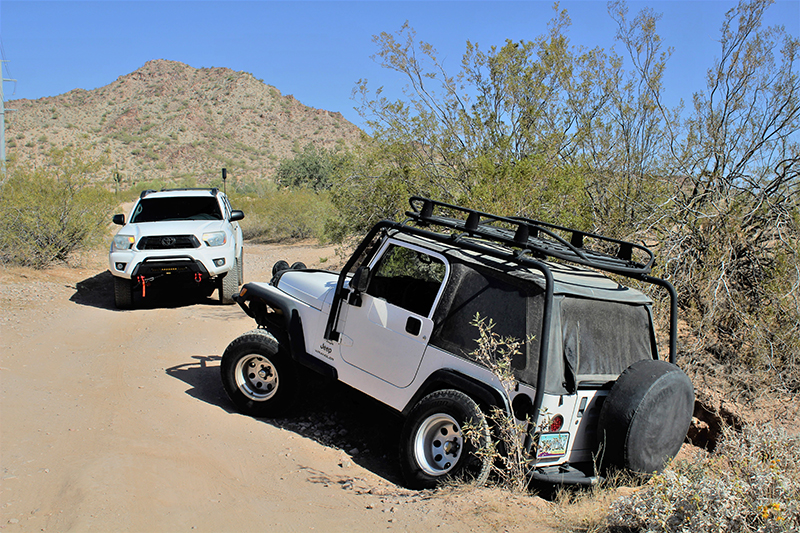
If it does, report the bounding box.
[399,389,492,489]
[113,276,133,309]
[237,250,244,285]
[219,264,239,304]
[220,329,298,417]
[596,359,694,475]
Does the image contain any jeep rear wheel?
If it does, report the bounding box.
[221,329,297,417]
[597,359,694,475]
[399,390,492,489]
[113,277,133,309]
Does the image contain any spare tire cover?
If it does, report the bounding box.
[597,359,694,474]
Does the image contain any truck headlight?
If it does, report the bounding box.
[112,235,135,251]
[203,232,227,247]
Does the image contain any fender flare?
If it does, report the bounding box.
[235,282,337,379]
[401,369,510,418]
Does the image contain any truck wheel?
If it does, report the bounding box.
[596,359,694,475]
[219,264,239,304]
[113,277,133,309]
[399,390,492,489]
[221,329,297,417]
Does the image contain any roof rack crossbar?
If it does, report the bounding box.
[157,187,220,195]
[406,197,654,277]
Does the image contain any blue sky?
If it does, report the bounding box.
[1,1,798,129]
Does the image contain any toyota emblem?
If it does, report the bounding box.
[161,236,176,247]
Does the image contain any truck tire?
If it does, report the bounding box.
[219,264,239,304]
[221,329,298,417]
[399,389,492,489]
[596,359,694,475]
[113,276,133,309]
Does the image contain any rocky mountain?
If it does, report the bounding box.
[5,59,363,188]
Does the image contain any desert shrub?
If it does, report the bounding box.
[605,425,800,533]
[276,142,350,191]
[463,315,539,492]
[231,188,337,243]
[0,153,116,268]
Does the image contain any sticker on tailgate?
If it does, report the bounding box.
[537,432,570,459]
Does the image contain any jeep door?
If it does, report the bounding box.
[338,242,447,387]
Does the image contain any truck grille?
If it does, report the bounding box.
[137,235,200,250]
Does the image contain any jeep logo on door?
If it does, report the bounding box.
[161,237,176,247]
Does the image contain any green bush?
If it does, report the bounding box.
[605,425,800,532]
[232,188,336,243]
[0,153,116,268]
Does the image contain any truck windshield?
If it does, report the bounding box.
[131,197,223,223]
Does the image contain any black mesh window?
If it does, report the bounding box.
[431,263,543,379]
[561,298,653,386]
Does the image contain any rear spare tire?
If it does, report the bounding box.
[596,359,694,475]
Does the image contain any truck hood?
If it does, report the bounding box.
[276,270,339,311]
[119,220,231,240]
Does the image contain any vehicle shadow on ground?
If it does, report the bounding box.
[70,271,221,311]
[166,354,406,485]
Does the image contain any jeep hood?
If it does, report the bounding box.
[276,270,339,311]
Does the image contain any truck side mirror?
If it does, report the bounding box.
[112,214,125,225]
[230,210,244,222]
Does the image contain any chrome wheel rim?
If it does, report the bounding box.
[235,354,279,401]
[413,414,463,476]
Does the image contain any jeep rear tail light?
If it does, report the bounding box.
[549,414,564,432]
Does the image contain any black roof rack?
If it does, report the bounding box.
[405,196,654,277]
[325,196,677,366]
[139,188,220,199]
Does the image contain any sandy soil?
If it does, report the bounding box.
[1,242,566,533]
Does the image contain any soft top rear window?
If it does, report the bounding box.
[561,297,654,387]
[131,197,222,223]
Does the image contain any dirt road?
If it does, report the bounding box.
[1,242,566,532]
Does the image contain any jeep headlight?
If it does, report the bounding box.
[112,234,135,251]
[203,231,227,247]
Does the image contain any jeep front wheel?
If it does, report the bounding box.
[399,390,492,489]
[221,329,297,417]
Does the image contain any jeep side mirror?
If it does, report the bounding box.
[230,210,244,222]
[352,266,370,292]
[348,266,370,306]
[112,214,125,225]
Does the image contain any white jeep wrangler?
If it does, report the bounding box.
[221,197,693,488]
[109,188,244,309]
